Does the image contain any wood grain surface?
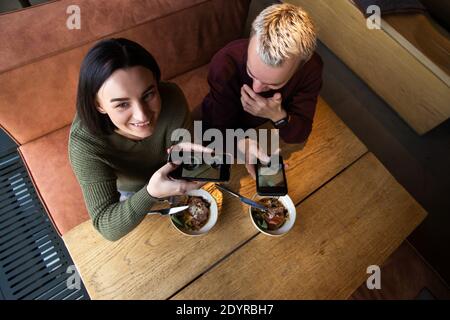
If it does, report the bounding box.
[172,153,427,299]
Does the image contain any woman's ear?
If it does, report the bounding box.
[95,100,107,114]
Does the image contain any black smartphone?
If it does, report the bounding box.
[256,154,288,196]
[168,151,231,182]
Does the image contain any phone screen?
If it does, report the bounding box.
[256,155,288,196]
[169,152,230,182]
[181,162,221,180]
[257,162,286,187]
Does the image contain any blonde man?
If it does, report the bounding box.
[200,3,323,145]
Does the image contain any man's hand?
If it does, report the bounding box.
[240,84,287,122]
[237,138,271,180]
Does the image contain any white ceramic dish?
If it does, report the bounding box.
[249,194,296,236]
[170,189,218,236]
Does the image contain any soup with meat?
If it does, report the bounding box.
[171,196,210,231]
[251,197,288,231]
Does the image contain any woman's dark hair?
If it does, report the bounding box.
[76,38,161,135]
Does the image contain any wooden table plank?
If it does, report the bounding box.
[62,98,367,299]
[172,153,427,299]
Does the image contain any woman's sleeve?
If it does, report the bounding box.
[279,54,324,144]
[69,134,158,241]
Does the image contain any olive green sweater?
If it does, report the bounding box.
[68,82,191,241]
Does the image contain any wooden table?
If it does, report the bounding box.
[62,98,426,299]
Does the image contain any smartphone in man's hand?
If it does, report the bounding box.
[256,154,288,196]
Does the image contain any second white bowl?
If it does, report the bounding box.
[249,194,296,236]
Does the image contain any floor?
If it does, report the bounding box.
[0,132,89,300]
[351,241,450,299]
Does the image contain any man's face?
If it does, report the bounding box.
[96,66,161,140]
[246,36,302,93]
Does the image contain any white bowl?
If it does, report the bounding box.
[249,194,296,236]
[170,189,218,236]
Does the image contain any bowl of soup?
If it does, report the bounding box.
[249,194,296,236]
[170,189,218,236]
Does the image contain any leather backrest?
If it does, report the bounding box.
[0,0,250,145]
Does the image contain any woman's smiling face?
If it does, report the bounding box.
[96,66,161,140]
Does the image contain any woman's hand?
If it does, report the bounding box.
[236,138,284,180]
[146,162,205,199]
[147,141,212,198]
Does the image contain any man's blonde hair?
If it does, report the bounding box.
[251,3,317,66]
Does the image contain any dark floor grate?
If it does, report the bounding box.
[0,148,89,300]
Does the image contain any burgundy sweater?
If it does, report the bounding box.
[201,39,323,144]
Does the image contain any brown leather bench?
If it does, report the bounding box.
[0,0,251,236]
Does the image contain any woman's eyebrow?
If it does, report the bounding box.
[110,97,129,102]
[109,84,155,102]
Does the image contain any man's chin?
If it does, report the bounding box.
[258,89,277,99]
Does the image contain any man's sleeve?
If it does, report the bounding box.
[279,55,324,144]
[201,53,242,132]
